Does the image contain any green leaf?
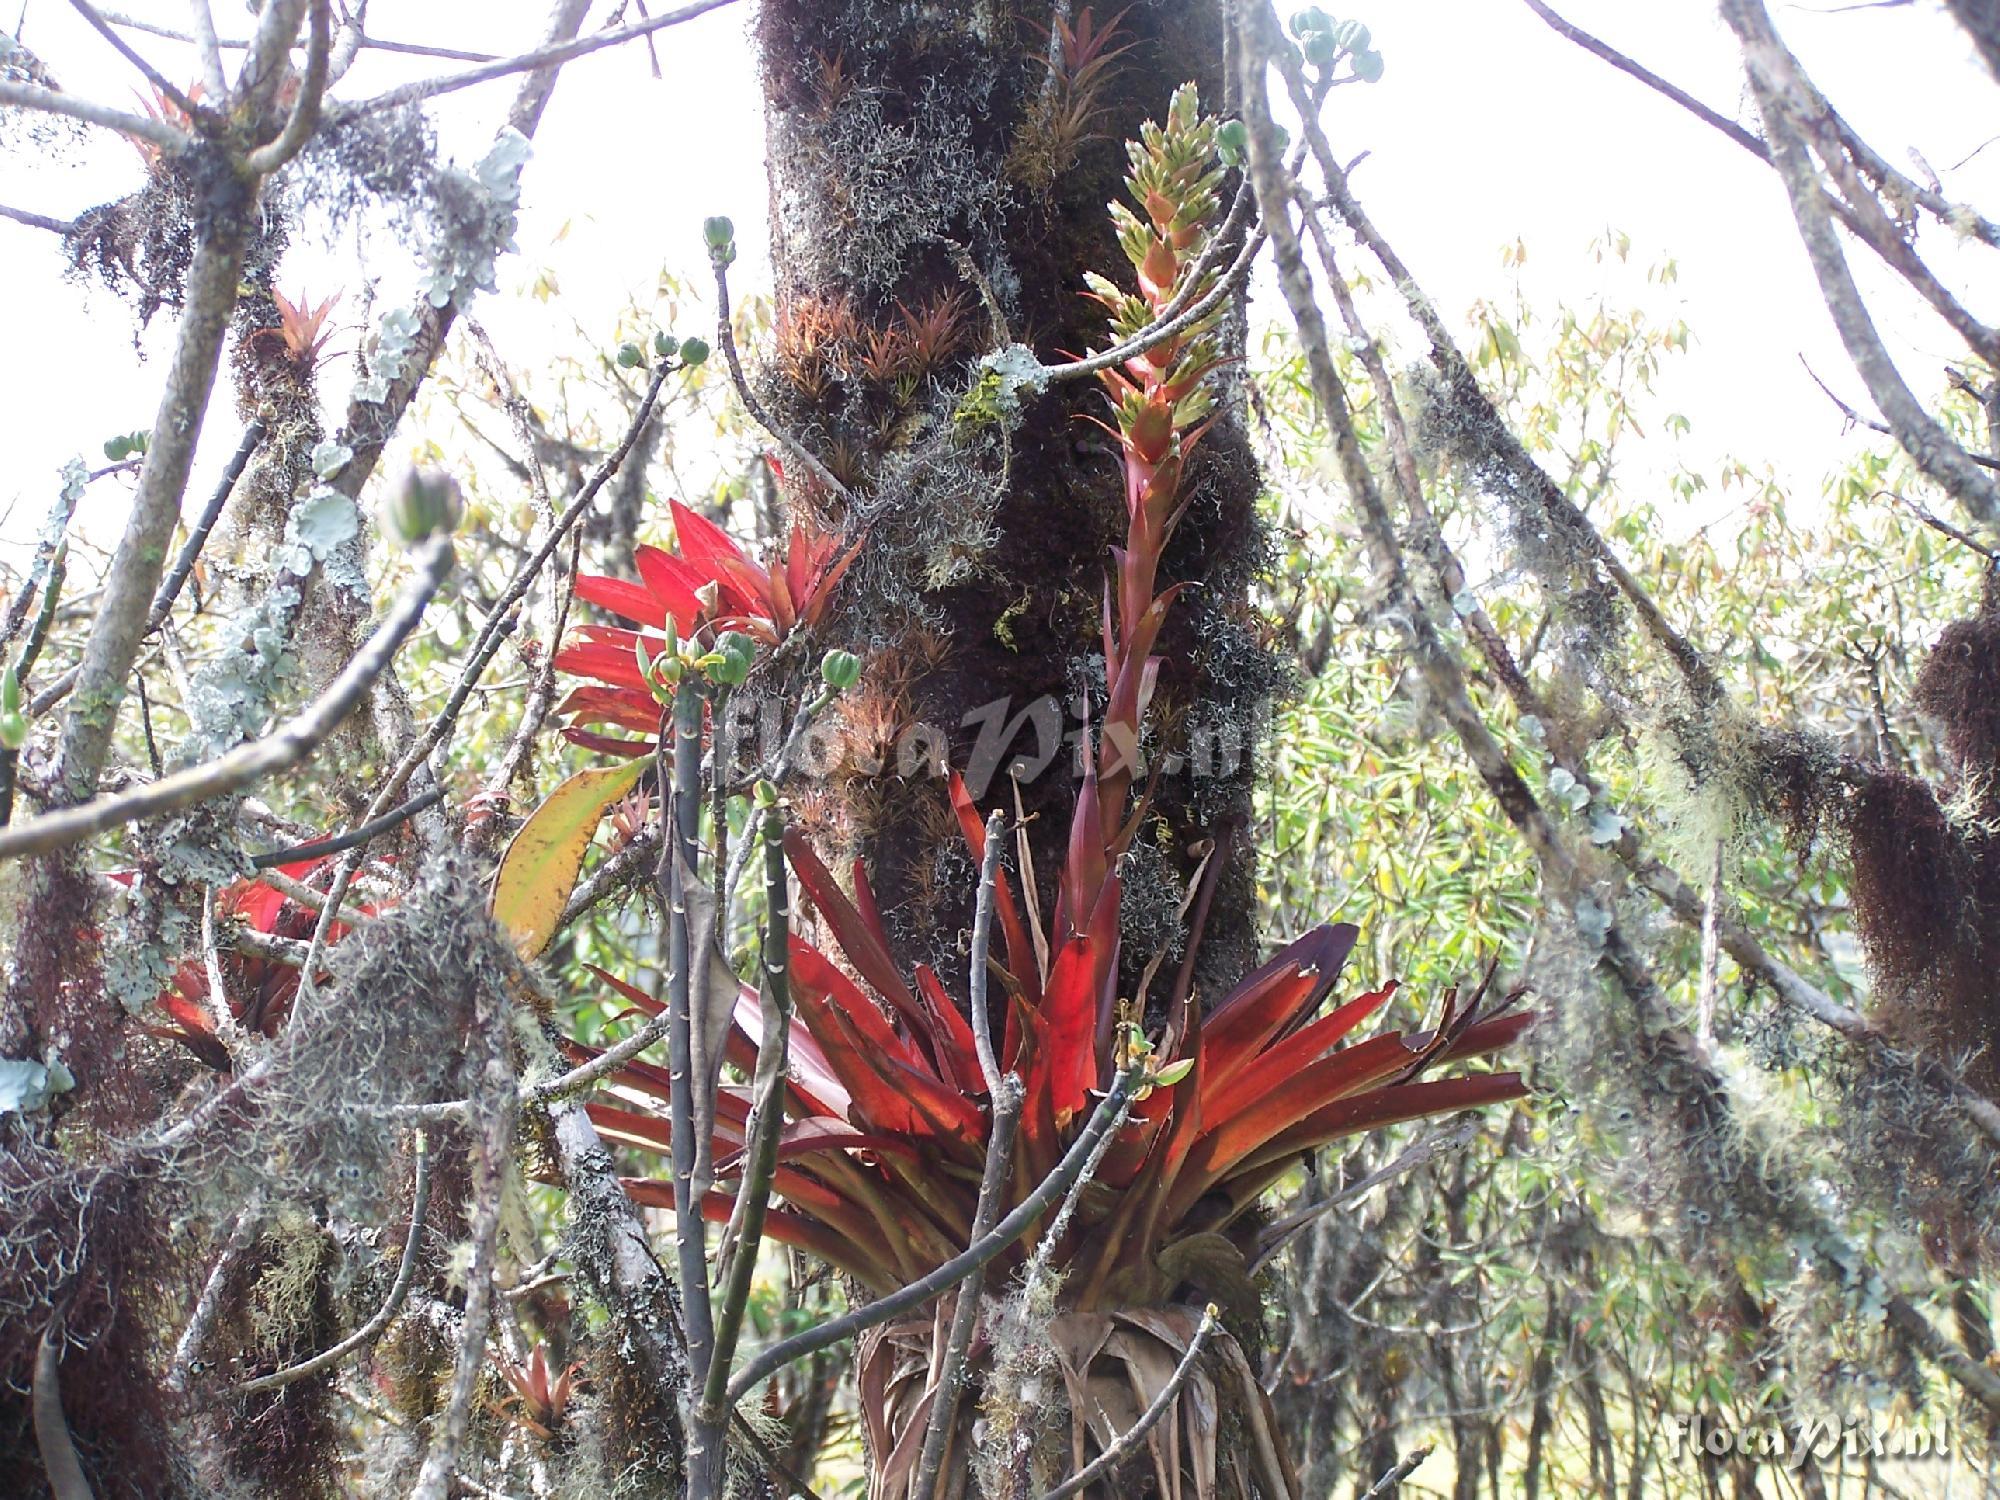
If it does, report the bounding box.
[492,759,648,956]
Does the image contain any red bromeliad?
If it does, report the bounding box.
[581,787,1528,1305]
[553,496,858,755]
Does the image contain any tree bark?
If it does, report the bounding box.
[756,0,1274,991]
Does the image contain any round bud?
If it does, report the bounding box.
[709,630,757,686]
[384,467,464,547]
[819,648,862,691]
[0,710,26,751]
[616,342,645,368]
[703,215,736,250]
[654,331,680,359]
[678,337,711,368]
[1216,119,1249,167]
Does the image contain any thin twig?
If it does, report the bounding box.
[250,785,447,868]
[248,862,371,924]
[1037,186,1263,386]
[181,0,228,96]
[967,809,1006,1095]
[695,805,792,1494]
[33,419,266,716]
[711,254,852,502]
[0,202,76,233]
[727,1063,1143,1405]
[661,678,718,1454]
[100,8,500,62]
[0,536,453,860]
[236,1131,434,1395]
[1879,487,2000,559]
[1251,1120,1478,1272]
[0,78,187,147]
[1358,1446,1433,1499]
[1041,1304,1219,1500]
[411,1007,516,1500]
[33,1325,94,1500]
[66,0,209,125]
[335,0,740,118]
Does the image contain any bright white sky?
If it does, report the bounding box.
[2,0,1996,576]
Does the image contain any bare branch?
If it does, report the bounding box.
[166,1197,263,1392]
[1251,1120,1480,1273]
[100,8,500,63]
[0,201,76,233]
[243,0,331,174]
[33,1326,94,1500]
[32,420,265,716]
[1037,179,1264,386]
[52,215,256,798]
[412,1012,517,1499]
[182,0,228,97]
[0,77,187,148]
[336,0,741,119]
[726,1063,1144,1405]
[0,536,453,861]
[1359,1447,1434,1500]
[967,810,1006,1095]
[249,784,446,868]
[1725,0,2000,530]
[912,1076,1022,1500]
[1519,0,1767,156]
[66,0,207,124]
[695,805,795,1493]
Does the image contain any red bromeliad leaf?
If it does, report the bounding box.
[789,941,983,1151]
[1200,923,1359,1085]
[573,571,678,630]
[783,832,923,1022]
[1200,982,1397,1121]
[945,773,1035,984]
[913,964,985,1095]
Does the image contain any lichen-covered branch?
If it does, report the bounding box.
[0,536,453,861]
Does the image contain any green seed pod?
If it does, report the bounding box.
[0,710,26,751]
[679,337,711,368]
[819,648,861,691]
[384,467,465,547]
[1301,28,1338,65]
[708,630,757,686]
[1216,119,1249,167]
[1351,46,1385,82]
[616,342,645,368]
[654,331,680,359]
[703,215,736,252]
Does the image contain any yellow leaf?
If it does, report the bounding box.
[492,759,648,956]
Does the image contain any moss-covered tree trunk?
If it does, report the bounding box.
[756,0,1277,994]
